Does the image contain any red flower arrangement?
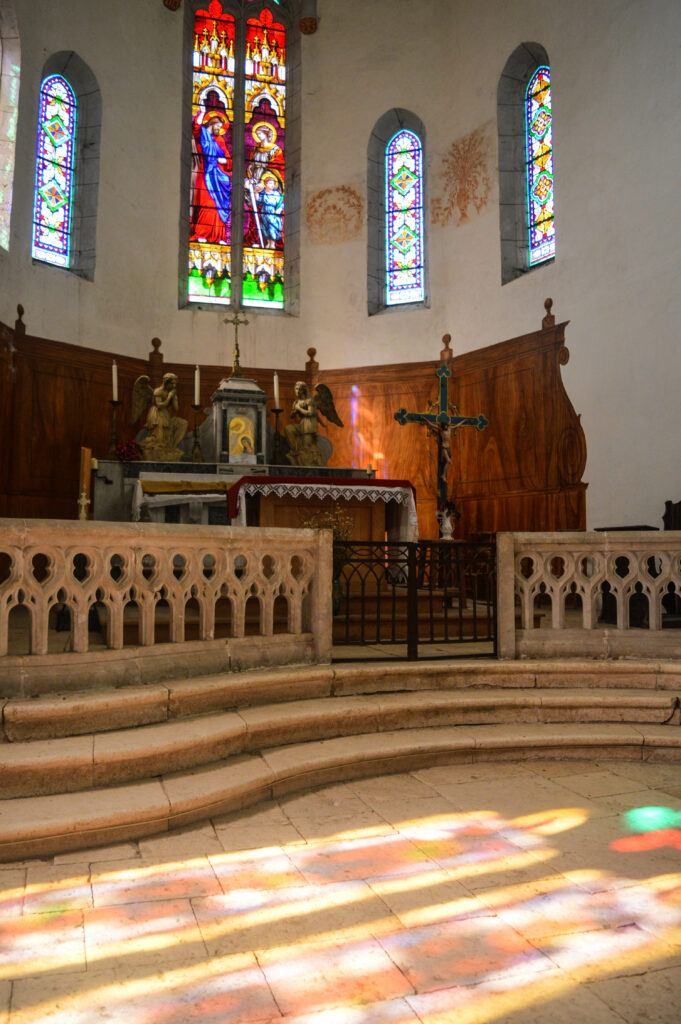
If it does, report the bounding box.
[114,440,143,462]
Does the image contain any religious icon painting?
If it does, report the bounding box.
[385,130,425,306]
[32,75,77,268]
[526,65,555,266]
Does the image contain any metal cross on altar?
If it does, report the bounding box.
[223,312,249,378]
[394,359,488,512]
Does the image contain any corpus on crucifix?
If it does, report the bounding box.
[223,311,249,378]
[394,337,488,536]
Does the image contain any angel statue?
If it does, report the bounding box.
[132,373,188,461]
[284,381,343,467]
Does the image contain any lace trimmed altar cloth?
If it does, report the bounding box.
[226,475,419,541]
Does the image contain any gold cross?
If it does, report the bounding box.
[223,312,249,377]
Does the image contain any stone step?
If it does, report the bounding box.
[1,687,678,799]
[2,721,681,862]
[4,658,681,740]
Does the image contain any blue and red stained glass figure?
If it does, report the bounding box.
[32,75,76,268]
[385,130,424,306]
[188,0,285,308]
[526,65,555,266]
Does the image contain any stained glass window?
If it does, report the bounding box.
[188,1,285,309]
[385,130,424,306]
[32,75,77,268]
[526,65,555,266]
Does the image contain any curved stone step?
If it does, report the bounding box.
[1,687,678,799]
[2,721,681,862]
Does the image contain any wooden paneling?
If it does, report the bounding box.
[0,301,586,536]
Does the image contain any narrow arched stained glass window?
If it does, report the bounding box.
[188,0,286,309]
[526,65,555,266]
[385,130,424,306]
[32,75,77,268]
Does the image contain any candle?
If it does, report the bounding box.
[112,360,118,402]
[273,370,280,408]
[194,365,200,405]
[79,446,92,493]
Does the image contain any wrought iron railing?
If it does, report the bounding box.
[332,540,496,659]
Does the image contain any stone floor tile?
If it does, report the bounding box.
[214,798,292,827]
[137,823,223,860]
[534,924,681,982]
[369,869,488,924]
[278,996,423,1024]
[609,762,681,789]
[209,845,307,892]
[277,814,393,844]
[83,897,207,970]
[587,962,681,1023]
[90,857,221,907]
[0,908,85,978]
[22,861,92,915]
[0,981,8,1024]
[553,769,645,798]
[414,762,535,789]
[214,821,306,851]
[192,879,394,957]
[348,773,447,805]
[286,832,433,886]
[257,936,414,1018]
[378,914,554,993]
[593,787,681,817]
[0,868,26,919]
[53,841,141,863]
[406,975,627,1024]
[9,952,279,1024]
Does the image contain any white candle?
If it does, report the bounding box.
[112,360,118,402]
[194,365,200,405]
[273,370,280,408]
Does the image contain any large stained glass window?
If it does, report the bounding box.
[32,75,77,268]
[188,0,285,309]
[385,130,424,306]
[526,65,555,266]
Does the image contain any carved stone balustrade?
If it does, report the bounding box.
[497,531,681,659]
[0,519,331,694]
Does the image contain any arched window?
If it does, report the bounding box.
[186,0,290,311]
[31,53,102,279]
[0,0,20,252]
[497,43,554,284]
[385,130,424,306]
[525,65,554,267]
[32,75,77,268]
[368,109,427,315]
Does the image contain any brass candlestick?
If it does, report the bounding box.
[271,406,283,465]
[108,400,121,458]
[191,404,203,462]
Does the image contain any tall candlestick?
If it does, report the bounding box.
[194,365,200,405]
[112,360,118,402]
[273,370,280,408]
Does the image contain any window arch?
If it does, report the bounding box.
[31,53,102,280]
[497,43,554,284]
[368,109,427,314]
[184,0,298,312]
[0,0,21,252]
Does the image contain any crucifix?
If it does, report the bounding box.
[223,311,249,378]
[394,337,488,527]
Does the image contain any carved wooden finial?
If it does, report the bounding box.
[149,336,164,381]
[163,0,181,10]
[542,297,555,329]
[440,333,453,364]
[300,0,318,33]
[15,304,25,337]
[306,347,319,390]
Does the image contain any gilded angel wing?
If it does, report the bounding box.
[313,382,343,428]
[131,375,154,424]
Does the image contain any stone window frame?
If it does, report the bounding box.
[32,52,102,282]
[497,42,554,285]
[367,108,429,316]
[0,0,20,253]
[179,0,301,316]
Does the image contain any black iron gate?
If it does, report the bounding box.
[332,539,497,660]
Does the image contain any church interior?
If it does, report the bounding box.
[1,0,681,1021]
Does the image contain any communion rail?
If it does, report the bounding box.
[498,531,681,659]
[0,520,331,690]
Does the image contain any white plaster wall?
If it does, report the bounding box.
[1,0,680,528]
